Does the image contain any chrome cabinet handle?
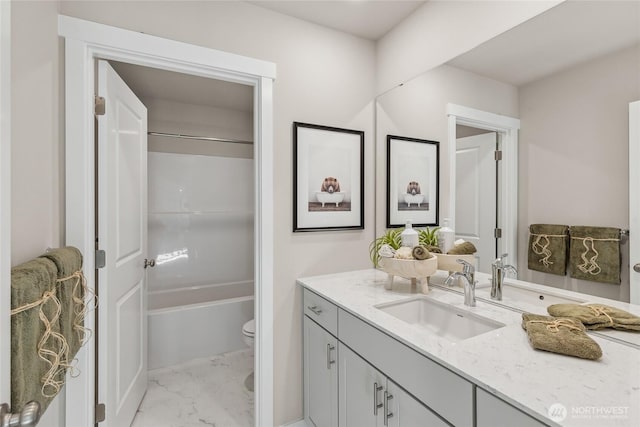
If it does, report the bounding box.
[307,305,322,315]
[634,263,640,273]
[373,382,383,415]
[326,344,336,369]
[384,392,394,426]
[1,401,41,427]
[144,258,156,269]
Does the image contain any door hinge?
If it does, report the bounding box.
[95,249,106,269]
[494,228,503,239]
[94,95,106,116]
[494,150,503,161]
[95,403,106,423]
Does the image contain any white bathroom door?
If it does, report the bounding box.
[455,133,497,274]
[97,60,148,427]
[630,100,640,304]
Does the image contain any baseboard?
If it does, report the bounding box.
[280,419,308,427]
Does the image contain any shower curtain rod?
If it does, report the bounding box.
[148,131,253,145]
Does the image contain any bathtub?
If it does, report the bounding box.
[148,280,254,370]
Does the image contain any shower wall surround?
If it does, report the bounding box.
[147,152,254,292]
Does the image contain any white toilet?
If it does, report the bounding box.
[242,319,255,392]
[242,319,255,348]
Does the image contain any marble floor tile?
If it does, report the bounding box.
[131,349,254,427]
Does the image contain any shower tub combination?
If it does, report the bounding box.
[147,280,254,370]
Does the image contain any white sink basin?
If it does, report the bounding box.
[476,282,586,313]
[376,297,505,343]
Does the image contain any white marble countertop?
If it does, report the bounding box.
[297,269,640,427]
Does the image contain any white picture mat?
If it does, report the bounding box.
[389,138,438,226]
[296,126,362,229]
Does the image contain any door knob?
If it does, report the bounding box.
[1,401,41,427]
[634,263,640,273]
[144,258,156,269]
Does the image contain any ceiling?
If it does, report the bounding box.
[110,61,254,112]
[247,0,427,40]
[447,1,640,87]
[110,1,640,110]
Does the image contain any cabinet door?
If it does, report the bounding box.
[339,343,386,427]
[386,379,450,427]
[304,316,338,427]
[476,388,548,427]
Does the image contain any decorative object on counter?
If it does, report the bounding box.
[293,121,364,232]
[394,246,415,260]
[400,221,419,247]
[547,304,640,331]
[412,245,431,260]
[521,313,602,360]
[568,226,621,284]
[386,135,439,227]
[528,224,569,276]
[10,246,93,413]
[418,226,440,253]
[447,240,477,255]
[378,244,396,259]
[378,254,437,294]
[370,229,402,268]
[437,218,455,254]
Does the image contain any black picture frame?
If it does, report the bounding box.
[386,135,439,228]
[293,122,365,232]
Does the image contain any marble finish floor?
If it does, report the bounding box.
[132,349,254,427]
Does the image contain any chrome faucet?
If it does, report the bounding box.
[444,259,477,307]
[491,253,517,301]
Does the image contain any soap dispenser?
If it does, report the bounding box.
[438,218,455,253]
[401,221,419,248]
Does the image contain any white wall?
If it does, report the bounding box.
[376,64,518,235]
[10,1,66,426]
[376,0,562,94]
[11,0,63,265]
[58,1,376,423]
[518,44,640,301]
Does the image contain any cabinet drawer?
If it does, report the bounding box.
[476,388,549,427]
[339,309,473,427]
[304,289,338,336]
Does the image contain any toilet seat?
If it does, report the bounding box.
[242,319,255,337]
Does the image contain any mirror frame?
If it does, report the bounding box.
[447,103,520,270]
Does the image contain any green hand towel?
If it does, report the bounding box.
[11,258,61,413]
[40,247,84,363]
[569,226,621,284]
[522,313,602,360]
[528,224,569,276]
[548,304,640,332]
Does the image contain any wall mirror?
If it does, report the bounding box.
[375,1,640,303]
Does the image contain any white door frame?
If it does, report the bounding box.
[59,15,275,426]
[447,104,520,270]
[630,100,640,304]
[0,0,11,404]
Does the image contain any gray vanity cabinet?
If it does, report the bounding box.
[304,316,338,427]
[303,289,340,427]
[338,343,449,427]
[476,388,548,427]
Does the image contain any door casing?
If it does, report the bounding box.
[447,103,520,270]
[60,15,275,426]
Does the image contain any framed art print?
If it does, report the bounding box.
[293,122,364,231]
[386,135,439,227]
